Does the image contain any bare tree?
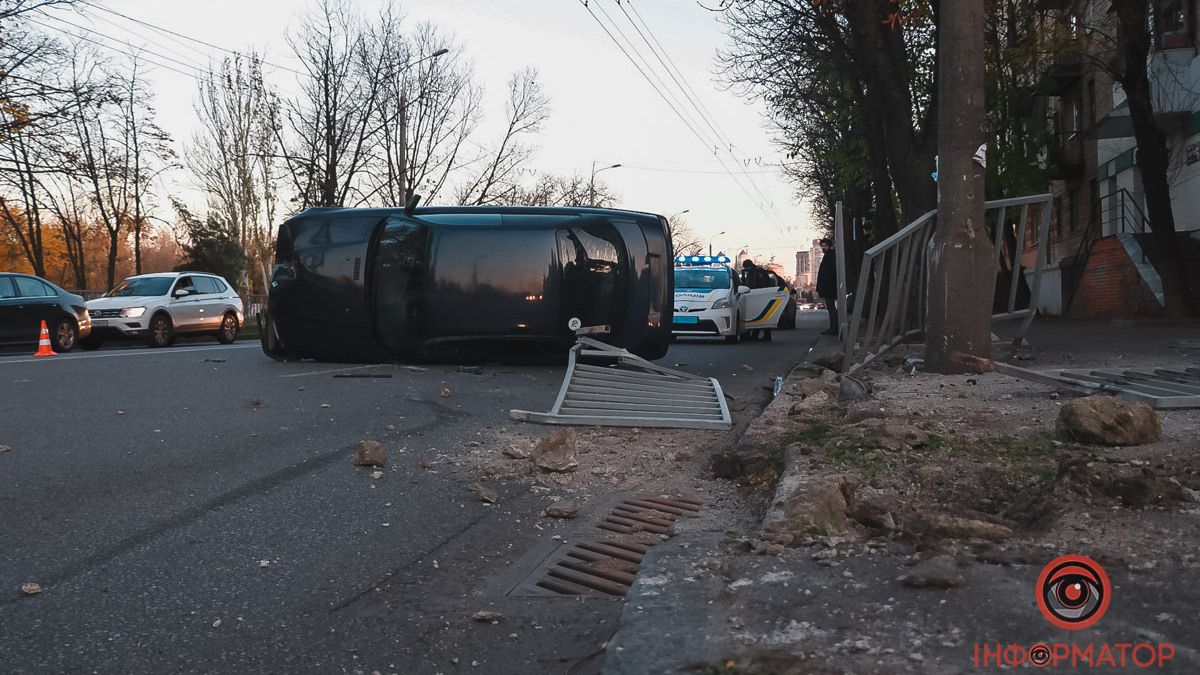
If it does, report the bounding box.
[189,52,280,289]
[666,214,702,255]
[456,68,549,205]
[282,0,391,208]
[119,56,175,275]
[364,20,481,205]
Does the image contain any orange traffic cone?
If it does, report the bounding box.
[33,320,56,357]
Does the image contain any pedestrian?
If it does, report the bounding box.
[816,238,839,335]
[741,259,766,289]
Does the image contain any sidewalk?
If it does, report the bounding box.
[602,319,1200,674]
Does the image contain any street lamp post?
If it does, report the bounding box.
[669,209,690,219]
[708,230,726,256]
[398,48,451,204]
[589,162,621,206]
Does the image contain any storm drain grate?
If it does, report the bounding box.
[530,495,703,597]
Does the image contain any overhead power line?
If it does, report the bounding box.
[577,0,789,233]
[78,0,306,77]
[619,0,791,232]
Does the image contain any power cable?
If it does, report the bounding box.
[79,1,306,77]
[620,0,790,231]
[578,0,786,234]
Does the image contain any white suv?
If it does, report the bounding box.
[83,272,244,348]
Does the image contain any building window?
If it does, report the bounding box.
[1156,0,1192,49]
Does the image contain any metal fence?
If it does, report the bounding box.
[839,193,1052,374]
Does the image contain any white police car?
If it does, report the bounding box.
[672,255,790,343]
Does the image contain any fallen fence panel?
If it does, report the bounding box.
[511,338,732,429]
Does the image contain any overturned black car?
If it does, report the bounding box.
[261,203,674,362]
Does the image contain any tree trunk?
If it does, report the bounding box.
[845,0,937,224]
[927,0,992,372]
[1113,0,1194,316]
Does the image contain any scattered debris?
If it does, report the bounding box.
[473,483,498,504]
[212,619,222,629]
[1057,395,1161,446]
[0,444,10,453]
[902,555,965,589]
[258,560,271,568]
[502,444,530,460]
[370,471,383,480]
[353,440,387,468]
[440,388,451,398]
[20,583,41,596]
[421,460,434,470]
[532,429,579,473]
[472,611,505,623]
[544,501,578,519]
[320,403,332,409]
[459,366,484,375]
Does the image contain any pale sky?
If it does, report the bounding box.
[40,0,818,274]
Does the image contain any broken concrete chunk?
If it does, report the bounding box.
[353,440,386,467]
[502,444,530,460]
[472,611,504,623]
[544,501,578,519]
[532,429,578,473]
[922,514,1013,541]
[20,583,41,596]
[0,444,10,453]
[473,483,498,504]
[1056,395,1161,446]
[902,555,965,589]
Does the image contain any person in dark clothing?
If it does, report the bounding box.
[741,260,767,289]
[815,238,839,335]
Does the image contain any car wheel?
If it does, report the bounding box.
[51,318,78,352]
[725,330,740,344]
[762,329,773,342]
[217,312,239,344]
[147,313,175,348]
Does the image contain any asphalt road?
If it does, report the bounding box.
[0,313,826,674]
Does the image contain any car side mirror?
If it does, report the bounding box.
[173,289,191,298]
[737,285,750,295]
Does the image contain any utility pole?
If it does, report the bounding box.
[926,0,991,373]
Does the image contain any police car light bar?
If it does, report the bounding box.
[675,255,730,266]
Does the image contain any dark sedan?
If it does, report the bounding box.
[0,273,92,352]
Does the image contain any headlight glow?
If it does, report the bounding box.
[712,297,733,310]
[120,307,146,318]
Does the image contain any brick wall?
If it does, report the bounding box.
[1068,236,1166,318]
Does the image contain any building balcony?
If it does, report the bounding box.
[1047,132,1085,178]
[1036,48,1084,96]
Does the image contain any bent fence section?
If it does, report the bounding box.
[839,193,1052,374]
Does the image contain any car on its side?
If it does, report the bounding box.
[0,273,91,352]
[83,272,244,349]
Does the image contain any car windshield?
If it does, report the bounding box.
[105,277,174,298]
[675,268,731,290]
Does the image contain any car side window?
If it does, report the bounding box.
[14,277,53,297]
[0,277,16,299]
[174,276,195,296]
[194,277,219,294]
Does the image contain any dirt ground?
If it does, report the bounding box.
[771,341,1200,574]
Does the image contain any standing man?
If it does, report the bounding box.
[816,238,838,335]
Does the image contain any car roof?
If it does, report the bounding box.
[123,272,218,279]
[292,205,662,221]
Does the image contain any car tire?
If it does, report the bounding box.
[762,329,773,342]
[725,331,740,344]
[147,313,175,348]
[217,312,239,344]
[51,318,78,353]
